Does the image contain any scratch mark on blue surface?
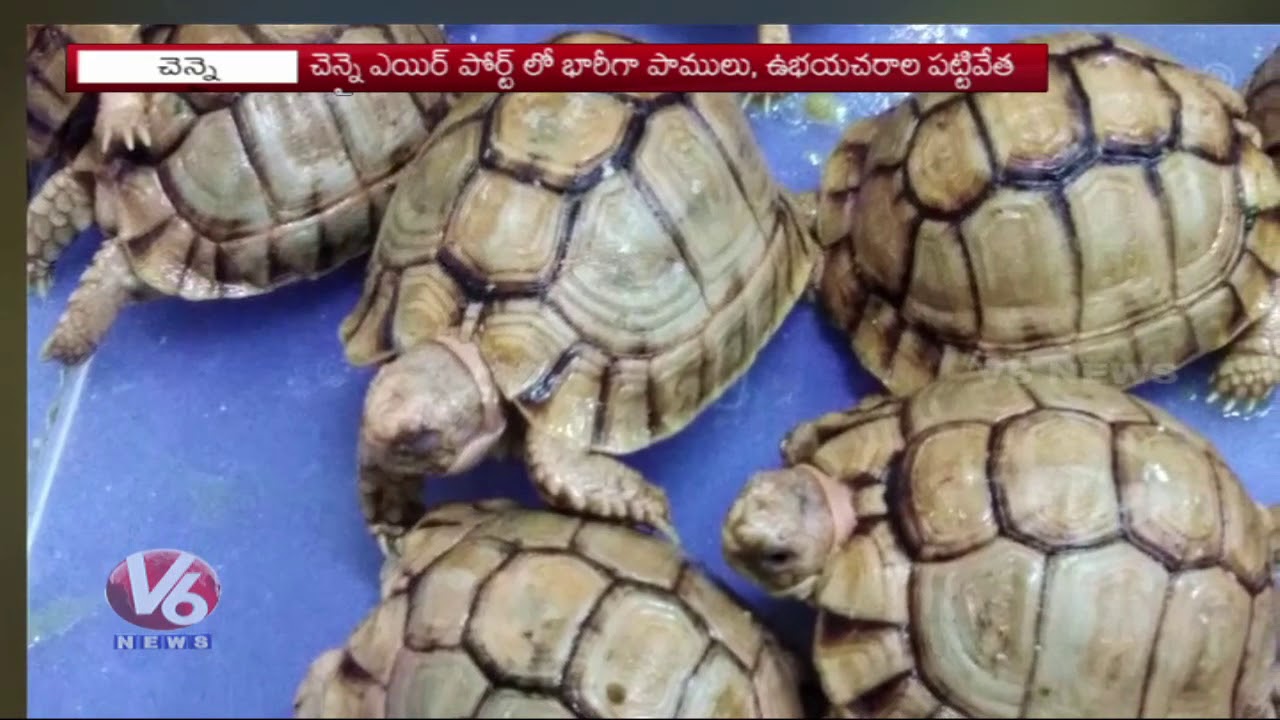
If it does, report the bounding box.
[28,359,92,556]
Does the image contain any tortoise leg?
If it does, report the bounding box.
[26,150,97,296]
[356,340,509,558]
[41,238,146,365]
[524,429,677,544]
[95,92,152,153]
[742,24,794,114]
[1208,284,1280,413]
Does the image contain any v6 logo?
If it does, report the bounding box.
[105,549,222,631]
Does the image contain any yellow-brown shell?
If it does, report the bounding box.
[293,501,807,719]
[99,24,451,301]
[783,372,1276,718]
[1246,44,1280,167]
[817,32,1280,396]
[339,88,817,455]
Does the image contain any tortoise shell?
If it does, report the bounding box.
[97,24,451,300]
[781,373,1275,718]
[27,24,81,165]
[293,500,806,718]
[816,31,1280,396]
[1246,44,1280,167]
[339,82,817,455]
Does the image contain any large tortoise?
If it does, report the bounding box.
[814,31,1280,411]
[1246,44,1280,168]
[722,371,1279,718]
[293,500,807,718]
[32,24,454,364]
[339,31,819,552]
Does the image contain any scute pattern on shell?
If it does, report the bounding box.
[340,90,816,455]
[783,373,1276,719]
[816,32,1280,396]
[294,501,806,719]
[1246,44,1280,167]
[101,24,451,301]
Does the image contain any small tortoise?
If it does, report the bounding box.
[815,31,1280,411]
[1246,44,1280,168]
[722,371,1279,718]
[293,500,807,719]
[32,24,454,364]
[339,30,819,552]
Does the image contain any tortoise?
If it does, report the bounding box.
[721,371,1280,718]
[293,499,807,719]
[1246,44,1280,169]
[338,30,819,553]
[813,31,1280,411]
[31,24,455,364]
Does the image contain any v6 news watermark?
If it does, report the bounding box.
[105,549,221,651]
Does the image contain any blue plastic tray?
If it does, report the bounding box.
[26,23,1280,718]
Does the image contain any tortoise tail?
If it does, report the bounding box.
[42,240,138,366]
[26,163,95,296]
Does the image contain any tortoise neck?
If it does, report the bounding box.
[798,463,856,547]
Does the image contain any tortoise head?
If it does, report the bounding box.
[722,464,855,603]
[359,338,507,478]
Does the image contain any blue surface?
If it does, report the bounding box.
[25,24,1280,718]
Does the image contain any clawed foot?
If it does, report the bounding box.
[646,515,681,548]
[95,92,152,154]
[40,240,140,366]
[1204,390,1272,416]
[525,430,681,547]
[538,471,680,548]
[1206,354,1279,415]
[370,524,407,560]
[40,329,95,366]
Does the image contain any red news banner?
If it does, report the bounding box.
[66,43,1050,94]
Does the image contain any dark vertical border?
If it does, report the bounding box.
[8,24,28,720]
